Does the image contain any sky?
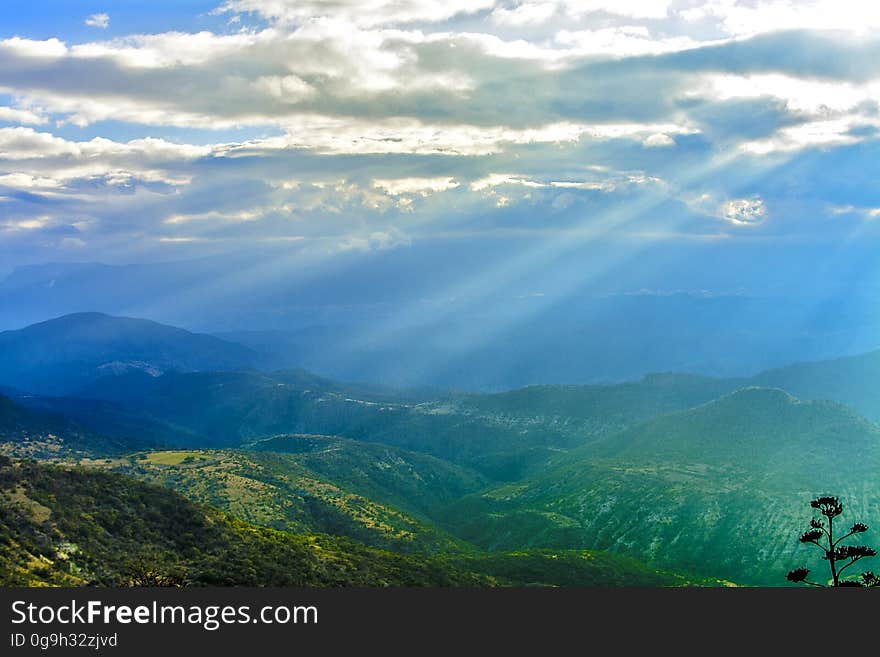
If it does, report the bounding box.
[2,1,880,297]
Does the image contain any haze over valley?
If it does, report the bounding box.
[3,1,880,588]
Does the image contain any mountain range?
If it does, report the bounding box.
[5,258,880,390]
[2,312,880,586]
[0,312,259,396]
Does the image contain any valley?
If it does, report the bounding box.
[2,313,880,587]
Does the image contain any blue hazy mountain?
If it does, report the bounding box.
[0,393,163,457]
[5,310,880,585]
[749,350,880,422]
[0,312,260,395]
[4,252,880,390]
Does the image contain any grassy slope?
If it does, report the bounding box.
[105,447,472,554]
[442,389,880,585]
[0,458,715,587]
[246,433,488,517]
[0,458,487,587]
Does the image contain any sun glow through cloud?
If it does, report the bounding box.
[0,1,878,353]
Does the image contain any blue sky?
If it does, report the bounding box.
[2,1,880,300]
[1,1,223,40]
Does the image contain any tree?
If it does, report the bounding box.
[786,496,879,587]
[120,559,188,587]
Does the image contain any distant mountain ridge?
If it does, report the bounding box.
[0,312,261,395]
[0,393,160,458]
[748,349,880,422]
[590,386,880,476]
[6,257,880,389]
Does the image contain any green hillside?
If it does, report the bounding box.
[443,388,880,585]
[10,320,880,589]
[0,458,712,588]
[590,387,880,481]
[246,433,488,518]
[0,394,145,459]
[443,550,729,587]
[0,458,489,587]
[452,373,739,430]
[105,446,473,554]
[54,370,749,481]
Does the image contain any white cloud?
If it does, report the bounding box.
[2,215,51,231]
[554,26,704,58]
[69,30,260,68]
[693,72,880,154]
[0,127,209,162]
[372,177,460,196]
[85,13,110,29]
[492,2,557,26]
[164,210,266,225]
[0,173,63,190]
[223,117,662,156]
[740,118,874,154]
[471,173,545,191]
[493,0,673,24]
[0,37,67,59]
[219,0,497,27]
[0,106,47,125]
[829,205,880,220]
[471,170,662,193]
[721,197,766,225]
[561,0,672,20]
[700,73,880,116]
[0,128,208,189]
[684,192,767,226]
[337,228,411,252]
[642,132,675,148]
[682,0,880,37]
[3,0,880,262]
[252,75,317,103]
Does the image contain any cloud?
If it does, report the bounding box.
[372,177,460,196]
[0,105,46,125]
[84,13,110,29]
[642,133,675,148]
[0,173,63,190]
[493,1,673,24]
[740,118,879,154]
[554,26,704,58]
[721,197,767,225]
[568,0,672,20]
[1,1,880,269]
[217,118,687,156]
[163,209,265,225]
[829,205,880,220]
[700,73,880,115]
[337,227,412,252]
[0,37,67,58]
[2,215,51,231]
[491,2,557,26]
[218,0,496,27]
[0,127,208,191]
[682,1,880,37]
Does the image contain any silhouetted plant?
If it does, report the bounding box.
[786,496,878,587]
[121,560,188,587]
